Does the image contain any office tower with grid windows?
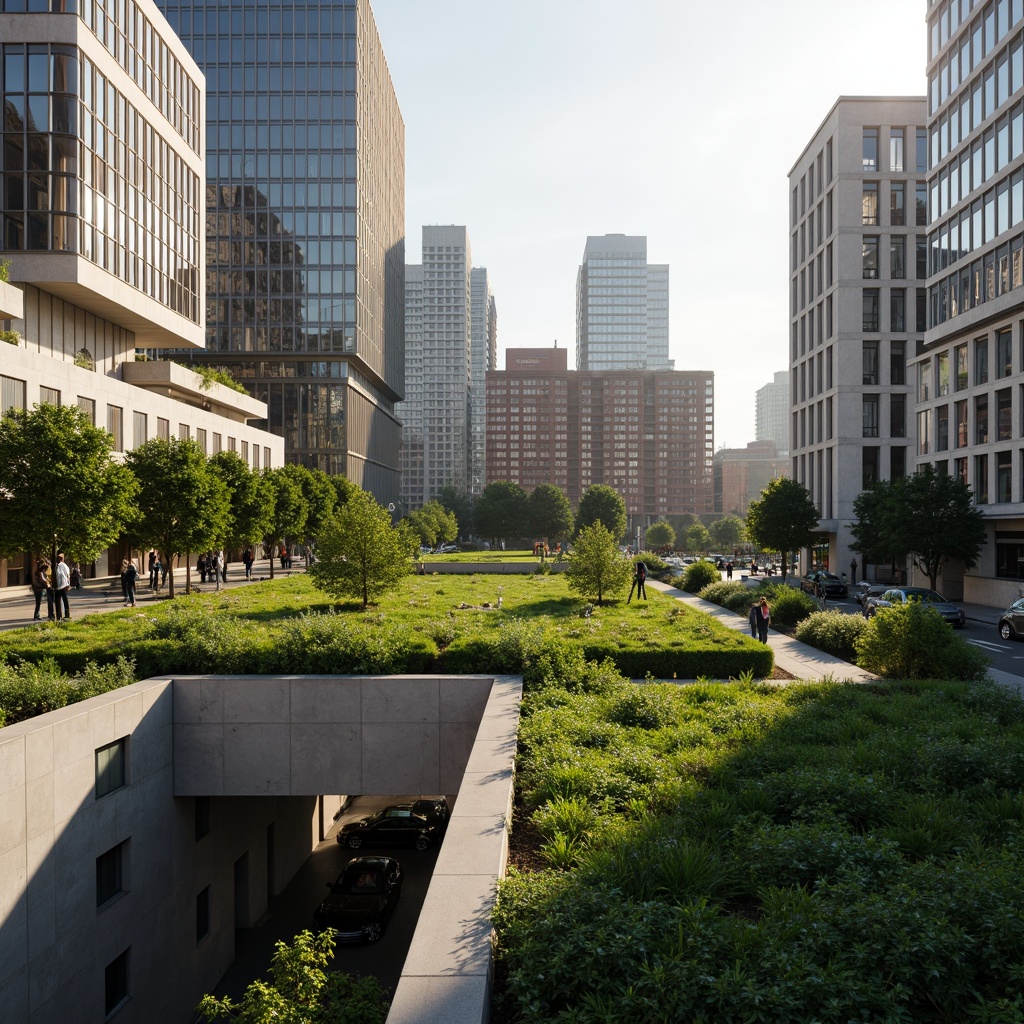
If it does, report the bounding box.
[575,234,673,372]
[470,266,497,497]
[918,0,1024,604]
[755,371,791,455]
[788,96,927,577]
[157,0,405,502]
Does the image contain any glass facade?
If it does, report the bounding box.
[157,0,405,493]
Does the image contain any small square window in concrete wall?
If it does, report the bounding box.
[96,737,127,799]
[104,947,130,1016]
[96,839,129,908]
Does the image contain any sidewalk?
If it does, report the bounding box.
[0,555,301,633]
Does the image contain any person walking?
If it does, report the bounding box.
[152,553,162,591]
[219,549,227,583]
[726,560,733,580]
[211,550,222,592]
[197,553,207,584]
[148,549,157,588]
[627,560,648,604]
[242,548,254,580]
[123,559,138,607]
[748,601,759,638]
[756,597,771,644]
[53,553,71,621]
[32,559,53,620]
[120,559,130,605]
[815,579,827,612]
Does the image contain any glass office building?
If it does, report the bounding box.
[157,0,405,499]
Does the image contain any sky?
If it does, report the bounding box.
[371,0,927,450]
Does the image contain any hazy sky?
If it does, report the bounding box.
[372,0,927,449]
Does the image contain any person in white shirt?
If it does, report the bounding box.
[54,553,71,621]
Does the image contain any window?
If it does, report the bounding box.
[956,456,968,484]
[863,446,880,487]
[998,327,1013,377]
[106,406,123,452]
[104,949,130,1016]
[977,393,990,443]
[937,403,950,449]
[891,393,907,437]
[264,446,271,467]
[977,454,990,502]
[999,388,1013,439]
[917,182,928,225]
[132,412,147,448]
[863,182,879,224]
[77,396,96,424]
[890,236,906,278]
[213,433,223,454]
[890,446,907,480]
[863,127,879,171]
[891,128,905,171]
[916,237,928,278]
[917,128,928,172]
[976,337,990,383]
[196,428,207,454]
[863,394,880,437]
[956,344,969,389]
[891,340,907,384]
[228,436,237,452]
[891,181,906,225]
[196,887,211,943]
[918,410,932,454]
[938,351,951,395]
[1,375,26,415]
[919,361,931,402]
[96,840,128,908]
[863,341,879,384]
[891,289,906,332]
[95,738,127,799]
[917,288,928,331]
[195,796,211,841]
[40,386,60,406]
[157,417,170,441]
[999,450,1014,502]
[863,289,880,331]
[863,236,880,278]
[241,440,249,462]
[178,423,190,441]
[956,399,969,446]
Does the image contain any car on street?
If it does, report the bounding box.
[800,571,849,598]
[313,855,402,943]
[864,587,965,626]
[997,598,1024,639]
[337,805,440,850]
[852,582,889,608]
[436,543,458,554]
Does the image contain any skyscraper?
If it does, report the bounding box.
[755,371,790,455]
[575,234,673,372]
[470,267,497,497]
[158,0,405,501]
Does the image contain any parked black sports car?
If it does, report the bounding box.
[313,856,402,943]
[337,806,439,850]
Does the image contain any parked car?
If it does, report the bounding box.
[436,543,458,554]
[402,796,451,831]
[313,856,402,943]
[337,805,440,850]
[800,571,849,598]
[997,598,1024,639]
[853,582,889,608]
[864,587,965,626]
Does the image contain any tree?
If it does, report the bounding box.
[565,522,634,606]
[261,467,308,579]
[685,522,712,554]
[645,520,676,550]
[574,484,627,541]
[710,514,745,553]
[437,483,474,537]
[666,513,699,541]
[327,473,360,510]
[745,476,820,582]
[124,438,230,598]
[0,403,137,571]
[197,929,389,1024]
[474,480,528,547]
[209,450,272,552]
[406,500,457,549]
[280,464,336,545]
[528,484,574,544]
[850,481,909,575]
[308,488,417,607]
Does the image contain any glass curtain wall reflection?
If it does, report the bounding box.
[157,0,404,496]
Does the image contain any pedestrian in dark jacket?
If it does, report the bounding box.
[32,560,53,620]
[748,602,759,638]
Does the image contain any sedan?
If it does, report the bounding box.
[337,806,439,850]
[801,571,849,598]
[853,582,889,608]
[865,587,965,626]
[997,598,1024,640]
[313,856,402,943]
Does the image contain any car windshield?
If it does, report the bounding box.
[902,588,946,602]
[334,867,382,895]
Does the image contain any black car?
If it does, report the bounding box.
[800,571,849,598]
[404,796,451,830]
[313,856,402,943]
[337,806,439,850]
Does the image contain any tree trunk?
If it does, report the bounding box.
[166,549,175,599]
[185,549,191,595]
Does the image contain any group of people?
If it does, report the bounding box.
[31,553,77,621]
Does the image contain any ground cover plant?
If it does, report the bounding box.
[495,672,1024,1023]
[0,573,771,724]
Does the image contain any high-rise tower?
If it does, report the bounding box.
[158,0,405,501]
[575,234,672,372]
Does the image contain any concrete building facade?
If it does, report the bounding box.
[575,234,673,372]
[917,0,1024,605]
[470,267,497,498]
[0,0,283,589]
[788,96,927,575]
[714,440,789,516]
[486,348,713,530]
[156,0,406,502]
[755,370,791,455]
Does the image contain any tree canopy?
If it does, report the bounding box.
[124,437,230,597]
[565,522,634,606]
[474,480,528,546]
[209,450,272,552]
[0,403,137,568]
[574,484,627,542]
[527,484,574,543]
[437,484,474,537]
[710,514,745,553]
[406,500,458,549]
[685,523,712,553]
[261,467,308,578]
[745,476,820,581]
[308,488,416,607]
[279,464,336,544]
[645,520,676,550]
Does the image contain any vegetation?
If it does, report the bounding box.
[475,480,529,547]
[405,500,458,549]
[709,513,745,552]
[680,559,718,594]
[574,484,627,542]
[0,403,138,569]
[527,483,574,545]
[209,450,273,553]
[746,477,820,581]
[793,609,867,662]
[197,929,389,1024]
[175,360,249,395]
[261,466,308,579]
[684,522,711,553]
[564,523,633,607]
[437,483,474,538]
[644,520,675,549]
[0,256,9,282]
[495,674,1024,1023]
[0,329,19,346]
[0,657,136,726]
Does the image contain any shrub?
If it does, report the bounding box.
[697,580,754,613]
[794,610,867,662]
[0,656,135,725]
[855,602,989,680]
[681,560,719,594]
[755,582,816,629]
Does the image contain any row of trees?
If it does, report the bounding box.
[0,404,360,597]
